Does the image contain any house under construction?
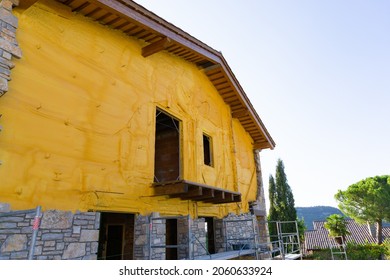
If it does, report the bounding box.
[0,0,285,260]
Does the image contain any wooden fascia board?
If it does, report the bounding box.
[219,59,275,149]
[89,0,221,63]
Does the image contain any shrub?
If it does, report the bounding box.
[346,242,387,260]
[304,242,389,260]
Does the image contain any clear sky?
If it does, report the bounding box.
[135,0,390,208]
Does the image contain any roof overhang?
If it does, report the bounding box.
[52,0,275,150]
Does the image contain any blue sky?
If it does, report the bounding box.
[136,0,390,208]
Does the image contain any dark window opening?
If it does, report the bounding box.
[154,109,181,182]
[203,134,213,166]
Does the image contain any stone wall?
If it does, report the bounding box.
[214,213,259,253]
[0,0,21,97]
[133,215,208,260]
[0,204,100,260]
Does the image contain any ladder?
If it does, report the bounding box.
[329,236,347,260]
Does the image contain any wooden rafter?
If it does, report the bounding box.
[142,37,172,57]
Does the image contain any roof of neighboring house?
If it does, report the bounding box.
[305,219,390,250]
[40,0,275,150]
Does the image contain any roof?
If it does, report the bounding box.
[305,219,390,250]
[49,0,275,150]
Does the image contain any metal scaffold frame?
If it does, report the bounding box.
[257,220,302,260]
[147,214,303,260]
[148,215,192,260]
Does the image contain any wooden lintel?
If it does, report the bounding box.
[153,183,187,196]
[18,0,38,10]
[142,37,172,57]
[231,109,248,118]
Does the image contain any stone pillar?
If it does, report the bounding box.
[177,216,188,259]
[253,151,270,244]
[214,218,225,253]
[133,214,150,260]
[0,0,22,97]
[190,218,207,258]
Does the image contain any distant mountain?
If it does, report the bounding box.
[296,206,344,230]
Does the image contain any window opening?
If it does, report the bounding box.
[154,109,181,182]
[203,134,213,166]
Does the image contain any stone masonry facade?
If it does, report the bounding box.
[0,0,21,97]
[1,202,263,260]
[0,203,100,260]
[132,212,260,260]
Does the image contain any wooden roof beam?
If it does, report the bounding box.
[232,109,248,118]
[142,37,172,57]
[18,0,39,10]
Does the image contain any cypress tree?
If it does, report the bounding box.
[268,159,297,237]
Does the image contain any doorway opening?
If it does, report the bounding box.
[166,218,178,260]
[204,217,216,254]
[98,212,135,260]
[154,109,181,183]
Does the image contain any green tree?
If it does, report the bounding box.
[268,159,297,238]
[324,214,350,244]
[335,175,390,245]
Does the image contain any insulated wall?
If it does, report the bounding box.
[0,0,258,217]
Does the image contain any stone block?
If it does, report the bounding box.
[34,245,42,256]
[134,235,147,246]
[80,229,99,242]
[40,210,73,229]
[83,254,97,260]
[0,76,7,92]
[1,234,27,252]
[62,243,86,260]
[41,233,64,240]
[10,250,28,259]
[56,242,65,251]
[0,8,17,28]
[0,203,10,212]
[73,219,88,226]
[73,225,81,234]
[90,242,98,254]
[0,222,16,229]
[0,0,14,11]
[44,241,56,247]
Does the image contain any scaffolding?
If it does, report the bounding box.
[147,214,302,260]
[258,220,302,260]
[148,215,192,260]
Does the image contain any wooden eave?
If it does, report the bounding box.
[153,180,241,204]
[54,0,275,150]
